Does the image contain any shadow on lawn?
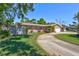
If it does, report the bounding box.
[10,34,32,40]
[0,36,42,56]
[69,34,79,38]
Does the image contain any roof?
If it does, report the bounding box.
[17,22,63,28]
[54,24,63,28]
[19,23,51,27]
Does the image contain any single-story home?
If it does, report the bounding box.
[1,22,65,35]
[16,22,65,33]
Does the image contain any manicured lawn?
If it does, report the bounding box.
[55,34,79,45]
[0,32,48,56]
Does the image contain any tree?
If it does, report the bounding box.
[30,19,36,23]
[37,18,46,24]
[0,19,3,31]
[21,18,29,23]
[5,19,14,30]
[73,12,79,35]
[72,22,77,30]
[0,3,34,24]
[21,18,36,24]
[73,21,76,25]
[0,3,34,31]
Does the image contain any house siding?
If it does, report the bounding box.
[7,23,65,35]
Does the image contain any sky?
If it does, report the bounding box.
[15,3,79,25]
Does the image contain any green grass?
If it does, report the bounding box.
[55,34,79,45]
[0,32,48,56]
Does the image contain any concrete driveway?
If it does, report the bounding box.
[37,32,79,56]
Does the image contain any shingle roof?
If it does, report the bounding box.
[20,23,51,27]
[17,22,63,28]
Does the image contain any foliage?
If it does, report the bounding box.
[37,18,46,24]
[30,18,36,23]
[0,33,48,56]
[0,30,10,39]
[68,23,77,32]
[0,3,34,30]
[21,18,36,24]
[0,3,34,20]
[73,12,79,35]
[73,12,79,22]
[45,26,53,33]
[21,18,29,23]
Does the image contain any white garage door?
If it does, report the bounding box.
[55,28,61,33]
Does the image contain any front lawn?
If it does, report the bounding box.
[0,32,48,56]
[55,34,79,45]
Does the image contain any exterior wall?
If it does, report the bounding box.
[61,27,65,32]
[54,25,61,33]
[12,25,64,35]
[28,29,38,33]
[27,26,45,33]
[33,29,38,32]
[40,29,44,32]
[28,29,32,33]
[27,26,44,33]
[26,25,64,33]
[51,26,55,32]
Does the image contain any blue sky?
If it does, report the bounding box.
[15,3,79,25]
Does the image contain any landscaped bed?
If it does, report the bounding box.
[55,34,79,45]
[0,32,48,56]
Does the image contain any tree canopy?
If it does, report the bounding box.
[37,18,46,24]
[30,18,36,23]
[0,3,34,24]
[73,12,79,22]
[73,12,79,35]
[0,3,34,31]
[20,18,36,23]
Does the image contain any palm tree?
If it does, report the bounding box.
[73,12,79,35]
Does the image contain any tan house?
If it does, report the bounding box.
[1,22,65,35]
[16,22,65,34]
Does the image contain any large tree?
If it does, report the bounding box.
[30,18,36,23]
[21,18,29,23]
[5,19,14,30]
[37,18,46,24]
[0,3,34,30]
[21,18,36,23]
[73,12,79,35]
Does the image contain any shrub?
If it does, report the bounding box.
[45,26,53,33]
[0,30,10,39]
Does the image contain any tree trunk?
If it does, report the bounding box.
[77,20,79,36]
[0,27,1,32]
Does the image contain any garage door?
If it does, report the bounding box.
[55,28,61,32]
